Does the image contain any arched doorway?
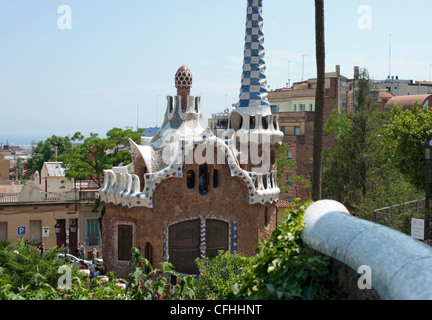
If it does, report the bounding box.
[164,215,237,275]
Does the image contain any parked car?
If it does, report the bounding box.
[57,253,92,268]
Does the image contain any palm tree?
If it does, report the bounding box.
[312,0,325,201]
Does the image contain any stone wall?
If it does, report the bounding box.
[102,163,278,278]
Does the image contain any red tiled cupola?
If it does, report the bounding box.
[175,65,192,111]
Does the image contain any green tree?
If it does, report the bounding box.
[322,69,386,210]
[276,142,296,194]
[59,127,143,187]
[322,68,422,216]
[276,142,312,199]
[387,101,432,191]
[28,135,73,174]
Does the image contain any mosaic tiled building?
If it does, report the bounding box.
[99,0,283,277]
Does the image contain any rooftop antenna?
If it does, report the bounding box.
[137,104,139,131]
[389,34,394,79]
[429,64,432,82]
[156,95,160,127]
[302,54,309,81]
[287,60,292,87]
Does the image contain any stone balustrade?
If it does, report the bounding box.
[301,200,432,300]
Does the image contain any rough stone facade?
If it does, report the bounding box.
[102,162,277,278]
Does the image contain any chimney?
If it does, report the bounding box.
[336,65,340,77]
[354,66,360,80]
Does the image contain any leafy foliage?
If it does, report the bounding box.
[230,201,339,300]
[28,135,73,174]
[322,68,422,216]
[387,101,432,191]
[193,251,256,300]
[276,142,311,198]
[58,127,143,187]
[0,202,340,300]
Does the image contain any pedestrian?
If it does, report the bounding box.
[93,266,100,279]
[78,242,85,259]
[92,246,98,259]
[89,260,97,278]
[38,243,44,255]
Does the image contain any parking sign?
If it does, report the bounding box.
[42,227,50,237]
[18,226,26,236]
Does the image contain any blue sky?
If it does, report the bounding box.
[1,0,432,145]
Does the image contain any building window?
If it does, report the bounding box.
[199,164,208,195]
[294,127,301,136]
[213,169,219,189]
[30,220,42,246]
[0,222,7,241]
[118,225,133,261]
[187,170,195,189]
[206,219,229,259]
[168,219,201,274]
[145,242,153,273]
[86,218,101,248]
[271,105,278,113]
[287,150,293,160]
[166,216,235,275]
[286,174,292,186]
[300,104,306,111]
[264,207,268,227]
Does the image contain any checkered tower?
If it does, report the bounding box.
[238,0,270,113]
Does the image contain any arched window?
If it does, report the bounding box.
[213,169,219,189]
[168,219,201,274]
[199,164,208,195]
[206,219,229,259]
[187,170,195,189]
[165,216,237,275]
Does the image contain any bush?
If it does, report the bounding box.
[0,201,340,300]
[230,201,340,300]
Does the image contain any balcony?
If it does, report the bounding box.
[0,186,99,204]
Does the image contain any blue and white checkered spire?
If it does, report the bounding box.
[238,0,270,109]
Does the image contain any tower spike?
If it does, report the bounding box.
[238,0,270,110]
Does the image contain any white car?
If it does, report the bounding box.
[57,253,92,268]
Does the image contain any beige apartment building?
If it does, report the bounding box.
[0,163,101,260]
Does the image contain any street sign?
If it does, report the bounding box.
[18,226,25,236]
[42,227,50,238]
[411,218,425,240]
